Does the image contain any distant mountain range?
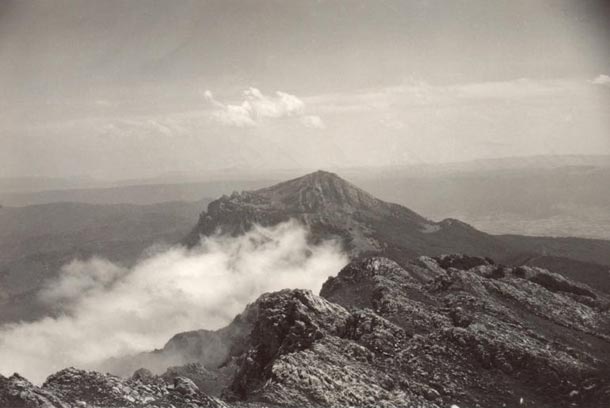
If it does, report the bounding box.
[0,179,271,206]
[4,155,609,239]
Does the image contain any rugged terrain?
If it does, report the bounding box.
[3,169,609,326]
[185,171,512,266]
[2,171,610,407]
[2,254,610,407]
[185,171,610,290]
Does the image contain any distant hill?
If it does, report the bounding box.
[5,155,609,239]
[0,180,274,206]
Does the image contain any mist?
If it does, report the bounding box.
[0,221,348,384]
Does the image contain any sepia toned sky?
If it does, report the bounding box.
[1,0,609,179]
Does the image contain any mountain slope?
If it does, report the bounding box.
[7,254,609,407]
[165,256,610,407]
[185,170,610,291]
[185,171,510,266]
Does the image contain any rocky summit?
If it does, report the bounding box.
[184,171,510,265]
[182,171,610,293]
[4,254,609,408]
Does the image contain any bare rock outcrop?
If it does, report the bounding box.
[220,255,610,407]
[2,254,609,408]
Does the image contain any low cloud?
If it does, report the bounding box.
[38,258,127,304]
[591,74,610,86]
[0,221,347,384]
[205,88,325,128]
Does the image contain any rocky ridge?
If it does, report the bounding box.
[0,368,234,408]
[0,366,229,408]
[217,256,610,408]
[182,171,610,295]
[3,254,609,408]
[184,171,510,265]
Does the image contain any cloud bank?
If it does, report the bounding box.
[204,88,325,128]
[0,221,347,384]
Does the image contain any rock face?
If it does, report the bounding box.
[0,373,69,408]
[2,255,609,407]
[184,171,510,265]
[0,367,229,408]
[319,256,610,407]
[213,256,610,408]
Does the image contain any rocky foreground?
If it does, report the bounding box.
[2,254,610,408]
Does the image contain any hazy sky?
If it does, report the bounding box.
[1,0,609,179]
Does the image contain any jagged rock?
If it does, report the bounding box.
[0,367,230,408]
[43,367,163,407]
[227,289,350,401]
[434,254,494,270]
[174,376,199,395]
[161,363,230,397]
[131,368,156,383]
[89,254,609,407]
[321,257,450,335]
[0,373,68,408]
[3,254,610,408]
[448,306,473,328]
[520,266,598,298]
[220,256,610,408]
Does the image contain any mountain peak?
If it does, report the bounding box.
[265,170,349,190]
[186,171,507,265]
[255,170,379,212]
[301,169,341,180]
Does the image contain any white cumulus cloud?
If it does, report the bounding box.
[204,88,324,128]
